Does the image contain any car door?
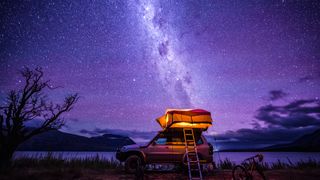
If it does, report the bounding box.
[145,133,173,163]
[170,130,186,163]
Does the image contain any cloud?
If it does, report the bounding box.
[255,99,320,128]
[79,129,99,136]
[208,125,319,150]
[268,90,288,101]
[209,98,320,150]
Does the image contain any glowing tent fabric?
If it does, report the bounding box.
[156,109,213,129]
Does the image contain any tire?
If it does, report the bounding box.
[232,165,249,180]
[255,166,267,180]
[125,155,142,174]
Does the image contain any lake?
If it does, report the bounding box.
[14,151,320,164]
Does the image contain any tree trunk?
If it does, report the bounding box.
[0,144,15,172]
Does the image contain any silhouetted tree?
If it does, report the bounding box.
[0,67,79,170]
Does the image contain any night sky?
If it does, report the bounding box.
[1,0,320,149]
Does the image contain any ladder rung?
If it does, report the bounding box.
[185,132,193,135]
[187,148,196,151]
[187,146,196,149]
[187,145,197,147]
[187,143,195,145]
[189,160,199,163]
[186,143,196,145]
[187,142,195,144]
[187,145,195,147]
[184,128,202,180]
[190,168,200,171]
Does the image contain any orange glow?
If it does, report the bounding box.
[156,109,213,129]
[170,122,212,129]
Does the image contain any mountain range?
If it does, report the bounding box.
[17,130,135,151]
[17,128,320,152]
[263,129,320,152]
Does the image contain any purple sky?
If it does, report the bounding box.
[1,0,319,148]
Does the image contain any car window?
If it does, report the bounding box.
[155,137,167,145]
[153,130,204,145]
[196,137,203,145]
[169,131,185,145]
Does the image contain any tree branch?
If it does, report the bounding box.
[0,67,79,147]
[23,94,79,141]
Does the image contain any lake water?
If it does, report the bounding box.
[14,151,320,164]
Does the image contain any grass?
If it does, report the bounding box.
[12,152,121,169]
[2,153,320,180]
[217,158,236,169]
[10,153,320,171]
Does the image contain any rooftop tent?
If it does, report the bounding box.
[156,109,213,129]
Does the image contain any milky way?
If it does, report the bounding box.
[135,0,197,107]
[0,0,319,137]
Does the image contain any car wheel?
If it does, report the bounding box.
[125,155,142,174]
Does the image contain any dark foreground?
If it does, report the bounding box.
[1,167,320,180]
[2,155,319,179]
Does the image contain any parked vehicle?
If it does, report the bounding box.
[116,128,214,173]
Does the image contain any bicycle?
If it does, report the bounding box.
[232,154,267,180]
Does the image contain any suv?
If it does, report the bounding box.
[116,128,213,173]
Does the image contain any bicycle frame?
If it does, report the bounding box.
[242,154,263,177]
[233,154,266,180]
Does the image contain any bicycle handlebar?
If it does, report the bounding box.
[243,154,264,163]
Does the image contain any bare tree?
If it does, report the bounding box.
[0,67,79,169]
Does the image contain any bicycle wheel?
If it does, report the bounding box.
[254,166,267,180]
[232,165,249,180]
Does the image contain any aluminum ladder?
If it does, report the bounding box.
[183,128,203,180]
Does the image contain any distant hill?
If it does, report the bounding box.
[17,130,135,151]
[219,129,320,152]
[263,129,320,152]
